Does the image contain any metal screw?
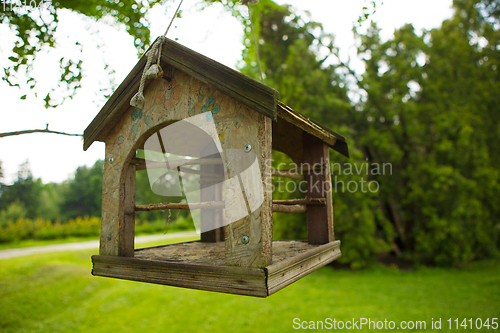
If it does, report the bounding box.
[244,144,252,152]
[109,157,114,163]
[241,235,249,244]
[107,234,111,241]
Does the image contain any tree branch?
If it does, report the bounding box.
[0,128,82,138]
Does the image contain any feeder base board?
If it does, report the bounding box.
[92,240,341,297]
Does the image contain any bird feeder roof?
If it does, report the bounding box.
[83,37,348,158]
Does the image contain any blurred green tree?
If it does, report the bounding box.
[0,161,43,219]
[353,0,500,265]
[0,161,3,197]
[0,200,27,227]
[235,0,394,267]
[59,160,104,220]
[37,182,62,222]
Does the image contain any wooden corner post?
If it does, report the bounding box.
[200,162,225,242]
[224,114,273,268]
[120,163,136,257]
[303,132,334,244]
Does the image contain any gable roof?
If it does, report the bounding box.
[277,102,348,158]
[83,38,278,151]
[83,38,348,158]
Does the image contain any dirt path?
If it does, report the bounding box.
[0,231,198,260]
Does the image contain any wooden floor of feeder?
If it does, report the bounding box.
[92,240,341,297]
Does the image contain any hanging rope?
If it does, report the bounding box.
[130,0,184,109]
[130,41,162,109]
[163,0,184,38]
[130,0,265,109]
[245,1,265,83]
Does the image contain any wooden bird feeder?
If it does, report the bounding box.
[84,38,349,297]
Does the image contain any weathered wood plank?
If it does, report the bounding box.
[92,255,268,297]
[277,102,349,158]
[132,240,332,265]
[273,198,326,206]
[97,69,268,258]
[84,37,279,151]
[201,162,224,242]
[272,116,304,164]
[135,201,225,211]
[265,240,341,296]
[160,38,278,121]
[224,114,273,268]
[303,133,334,244]
[83,56,148,151]
[273,204,307,214]
[93,240,341,297]
[120,164,136,257]
[135,199,324,212]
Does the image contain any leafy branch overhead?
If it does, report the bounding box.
[1,0,257,108]
[1,0,163,108]
[0,0,264,108]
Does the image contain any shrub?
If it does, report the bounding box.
[0,215,195,244]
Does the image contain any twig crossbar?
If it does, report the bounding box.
[135,197,326,213]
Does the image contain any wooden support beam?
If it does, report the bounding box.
[273,197,326,206]
[134,158,223,171]
[135,201,225,211]
[119,164,136,257]
[201,162,225,242]
[303,133,334,244]
[136,199,325,213]
[224,115,273,268]
[272,204,307,214]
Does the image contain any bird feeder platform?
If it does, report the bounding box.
[84,37,348,297]
[92,240,340,297]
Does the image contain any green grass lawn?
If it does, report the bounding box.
[0,238,498,333]
[0,236,100,250]
[0,227,195,250]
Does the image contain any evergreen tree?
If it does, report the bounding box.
[237,0,394,267]
[60,160,104,220]
[0,161,42,219]
[354,0,500,265]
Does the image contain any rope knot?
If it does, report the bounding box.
[130,92,145,110]
[130,38,164,110]
[129,0,184,110]
[145,64,164,80]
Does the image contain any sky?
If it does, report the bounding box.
[0,0,454,185]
